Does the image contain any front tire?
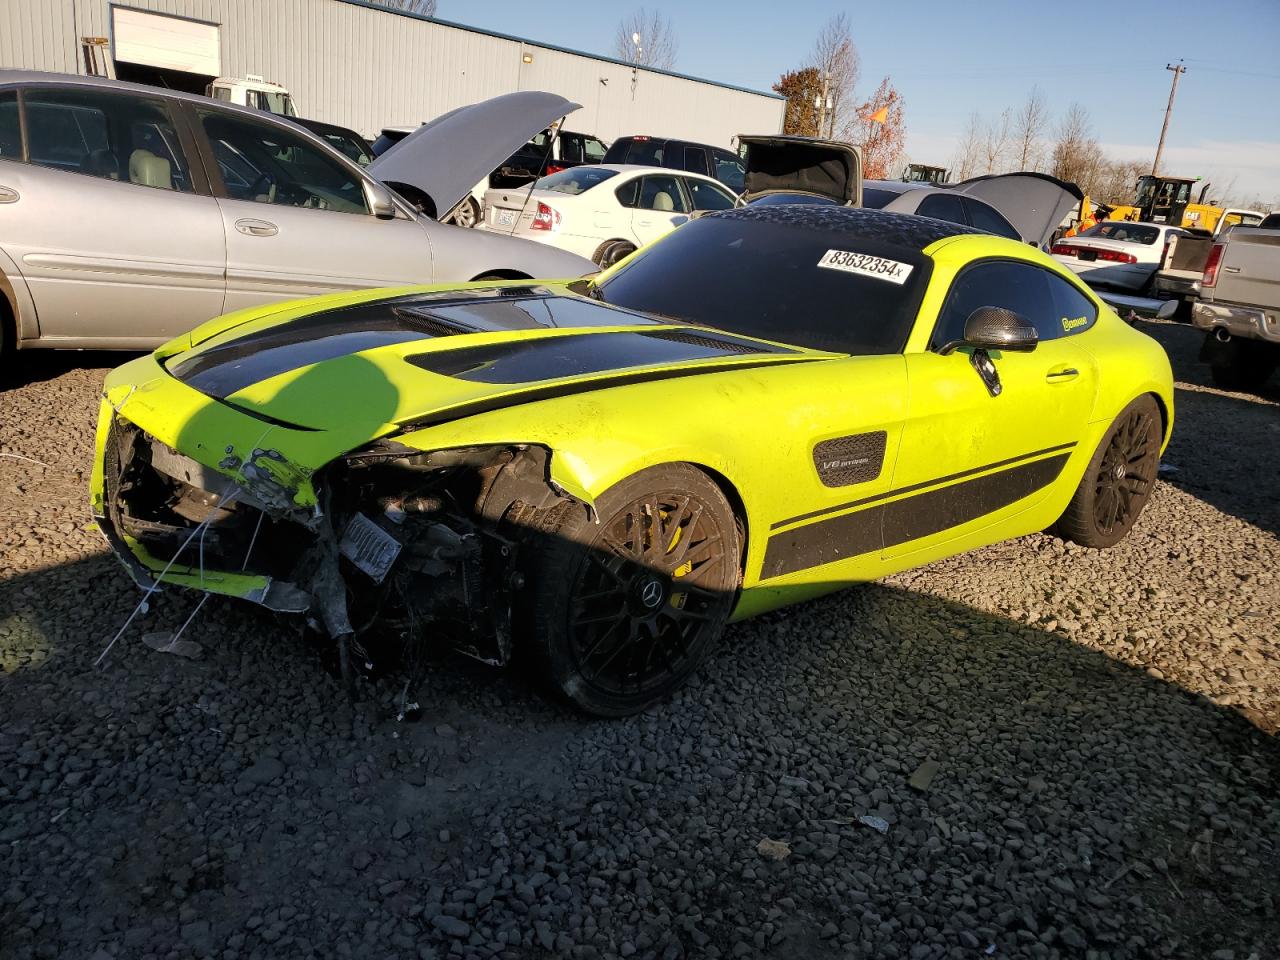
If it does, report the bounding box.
[593,240,636,268]
[445,197,481,229]
[1053,395,1162,548]
[524,464,740,717]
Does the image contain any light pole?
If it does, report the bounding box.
[1152,60,1185,177]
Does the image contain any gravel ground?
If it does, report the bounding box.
[2,322,1277,960]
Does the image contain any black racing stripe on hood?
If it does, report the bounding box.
[167,289,665,400]
[406,329,794,384]
[395,355,824,432]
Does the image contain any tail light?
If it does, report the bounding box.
[1097,249,1137,264]
[1202,243,1224,287]
[1051,243,1078,256]
[530,201,560,232]
[544,163,565,176]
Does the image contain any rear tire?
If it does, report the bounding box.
[0,293,14,388]
[1053,394,1162,548]
[594,240,636,268]
[524,464,740,717]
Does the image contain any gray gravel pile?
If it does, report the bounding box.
[2,324,1277,960]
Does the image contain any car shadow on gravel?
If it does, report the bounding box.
[2,543,1278,959]
[3,350,143,390]
[1139,319,1280,537]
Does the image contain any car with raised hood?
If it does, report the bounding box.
[0,72,593,369]
[371,123,608,227]
[1050,221,1189,293]
[482,164,739,267]
[92,206,1173,717]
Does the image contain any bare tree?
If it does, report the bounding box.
[1050,102,1104,195]
[371,0,438,16]
[1013,87,1049,171]
[613,9,678,70]
[951,112,983,181]
[811,13,860,139]
[979,108,1013,174]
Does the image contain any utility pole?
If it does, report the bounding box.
[1152,61,1185,177]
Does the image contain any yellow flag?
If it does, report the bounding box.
[866,105,889,124]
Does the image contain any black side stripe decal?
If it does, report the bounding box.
[760,451,1072,580]
[771,440,1078,530]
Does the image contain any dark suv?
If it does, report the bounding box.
[603,136,745,194]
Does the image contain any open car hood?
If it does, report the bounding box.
[739,135,862,206]
[367,91,581,218]
[951,173,1083,249]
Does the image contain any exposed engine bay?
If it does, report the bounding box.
[100,418,586,701]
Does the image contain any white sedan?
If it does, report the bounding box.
[1050,221,1189,293]
[482,164,739,267]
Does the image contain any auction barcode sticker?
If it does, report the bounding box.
[817,249,913,285]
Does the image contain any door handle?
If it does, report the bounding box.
[1046,366,1080,382]
[0,186,18,204]
[235,218,278,237]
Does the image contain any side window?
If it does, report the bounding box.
[713,150,745,193]
[22,87,191,192]
[199,110,369,215]
[963,198,1020,240]
[1044,273,1097,340]
[916,193,966,225]
[682,146,709,176]
[685,178,736,211]
[614,177,640,208]
[0,90,20,160]
[624,139,665,166]
[638,175,688,213]
[931,260,1056,351]
[558,133,584,164]
[210,86,232,102]
[583,137,607,163]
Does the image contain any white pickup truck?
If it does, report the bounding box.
[1191,213,1280,390]
[1153,208,1264,308]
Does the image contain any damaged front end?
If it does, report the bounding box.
[98,414,586,690]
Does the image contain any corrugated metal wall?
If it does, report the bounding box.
[0,0,784,146]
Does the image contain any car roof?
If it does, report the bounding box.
[864,180,935,196]
[566,163,728,184]
[0,68,303,132]
[712,204,985,250]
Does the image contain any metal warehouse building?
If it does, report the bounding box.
[0,0,784,146]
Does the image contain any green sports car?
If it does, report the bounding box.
[91,206,1174,715]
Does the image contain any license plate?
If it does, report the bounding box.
[1078,250,1097,262]
[496,210,515,227]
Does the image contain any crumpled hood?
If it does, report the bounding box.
[367,91,581,218]
[163,287,822,434]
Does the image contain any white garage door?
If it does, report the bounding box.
[112,7,220,76]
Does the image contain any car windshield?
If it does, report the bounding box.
[534,167,619,195]
[591,213,930,355]
[1082,222,1160,245]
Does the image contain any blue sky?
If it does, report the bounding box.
[445,0,1280,204]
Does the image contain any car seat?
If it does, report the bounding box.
[82,149,120,179]
[652,191,675,212]
[129,149,172,189]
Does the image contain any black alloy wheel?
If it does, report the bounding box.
[525,464,739,716]
[1054,394,1162,548]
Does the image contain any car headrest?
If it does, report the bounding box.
[129,149,172,189]
[652,191,674,211]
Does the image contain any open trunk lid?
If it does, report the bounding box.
[738,135,862,206]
